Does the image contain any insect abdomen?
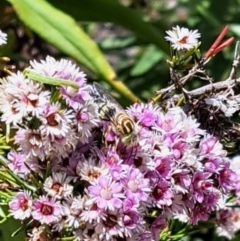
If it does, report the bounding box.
[114,113,135,135]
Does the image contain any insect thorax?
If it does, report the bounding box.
[98,103,116,120]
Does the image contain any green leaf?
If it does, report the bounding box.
[6,0,139,103]
[0,206,24,241]
[99,36,136,50]
[131,45,164,76]
[229,24,240,37]
[48,0,169,54]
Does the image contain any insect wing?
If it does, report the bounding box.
[91,82,126,113]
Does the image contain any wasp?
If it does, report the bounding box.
[90,82,137,145]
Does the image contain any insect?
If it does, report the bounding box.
[90,82,137,145]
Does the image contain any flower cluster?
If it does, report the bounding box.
[0,55,239,241]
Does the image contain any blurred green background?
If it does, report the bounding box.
[0,0,240,240]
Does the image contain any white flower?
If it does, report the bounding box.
[62,195,86,229]
[205,94,240,117]
[9,191,33,220]
[43,172,73,199]
[76,156,109,182]
[165,26,201,50]
[0,71,50,124]
[230,155,240,176]
[74,101,100,143]
[0,30,7,45]
[39,102,74,137]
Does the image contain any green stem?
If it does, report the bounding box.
[44,161,51,179]
[176,96,185,106]
[103,79,140,104]
[58,236,75,241]
[0,213,11,224]
[29,174,42,189]
[26,71,79,89]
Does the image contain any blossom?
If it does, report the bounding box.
[86,176,125,210]
[190,206,210,225]
[76,156,109,182]
[0,71,50,125]
[151,180,173,208]
[74,101,99,143]
[32,196,62,224]
[80,202,106,224]
[123,167,151,202]
[30,56,90,108]
[191,172,213,203]
[43,172,73,199]
[165,26,201,50]
[0,72,32,125]
[217,161,238,192]
[62,195,85,229]
[199,135,226,157]
[150,216,168,241]
[28,226,47,241]
[216,208,240,239]
[9,191,33,220]
[95,210,126,240]
[7,150,30,178]
[202,188,223,211]
[205,94,240,117]
[74,223,99,241]
[0,30,7,45]
[14,128,45,160]
[171,169,191,193]
[39,103,74,137]
[127,103,162,128]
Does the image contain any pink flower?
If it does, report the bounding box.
[32,196,62,224]
[199,135,226,157]
[171,169,191,193]
[123,167,150,202]
[30,56,90,109]
[155,157,172,179]
[191,172,213,203]
[87,176,125,210]
[9,191,33,220]
[190,206,210,225]
[217,162,238,192]
[7,151,30,178]
[152,180,173,207]
[150,216,167,241]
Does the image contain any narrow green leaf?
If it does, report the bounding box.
[49,0,169,54]
[131,45,163,76]
[7,0,139,103]
[0,206,6,218]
